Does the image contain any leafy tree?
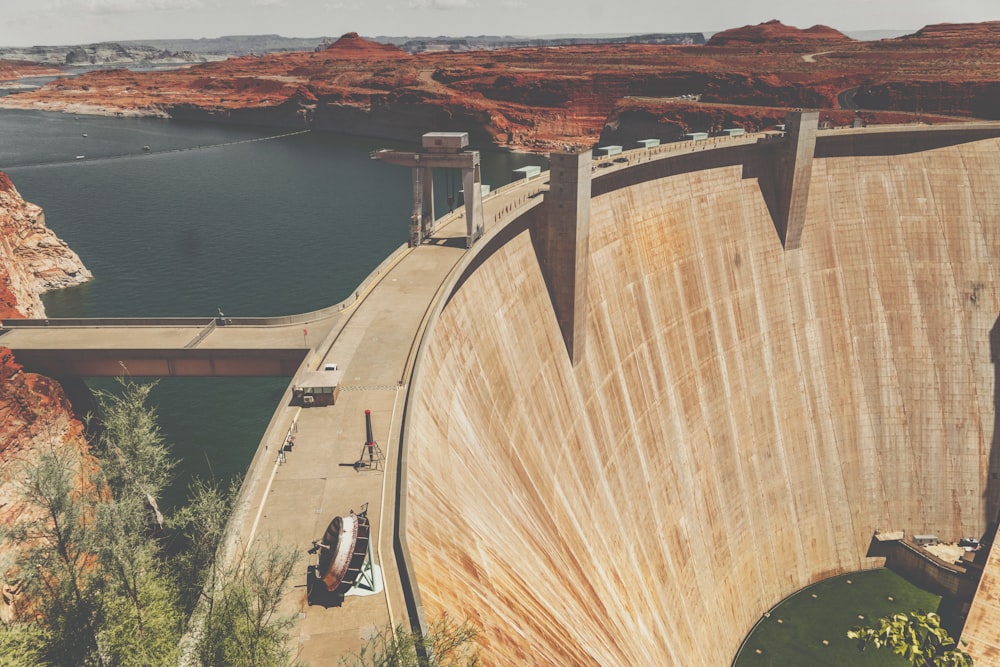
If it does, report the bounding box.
[92,497,183,666]
[196,540,300,667]
[168,476,238,614]
[0,618,51,666]
[86,379,185,665]
[848,611,973,667]
[10,440,104,666]
[1,378,302,666]
[341,614,480,667]
[91,379,175,530]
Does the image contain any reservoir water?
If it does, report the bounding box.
[0,109,547,505]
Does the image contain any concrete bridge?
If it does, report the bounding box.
[0,317,319,377]
[9,117,1000,664]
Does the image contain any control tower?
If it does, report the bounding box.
[373,132,485,248]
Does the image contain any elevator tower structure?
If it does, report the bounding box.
[373,132,485,248]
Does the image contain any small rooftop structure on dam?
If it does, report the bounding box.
[511,165,542,181]
[292,369,343,406]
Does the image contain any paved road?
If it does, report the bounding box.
[838,86,861,110]
[801,50,835,63]
[221,172,549,664]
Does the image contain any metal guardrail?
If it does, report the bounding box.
[183,319,217,348]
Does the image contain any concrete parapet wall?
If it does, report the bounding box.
[403,137,1000,664]
[871,537,979,600]
[11,347,308,377]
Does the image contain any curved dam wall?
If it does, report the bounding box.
[404,137,1000,664]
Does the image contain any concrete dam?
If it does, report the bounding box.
[401,121,1000,664]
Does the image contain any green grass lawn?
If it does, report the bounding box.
[733,568,942,666]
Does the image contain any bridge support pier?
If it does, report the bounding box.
[410,167,437,246]
[536,149,591,365]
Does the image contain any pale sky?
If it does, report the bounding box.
[0,0,996,48]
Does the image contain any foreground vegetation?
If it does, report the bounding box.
[0,379,298,666]
[340,615,481,667]
[848,611,973,666]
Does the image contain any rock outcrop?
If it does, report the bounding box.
[322,31,410,60]
[896,21,1000,46]
[707,19,852,47]
[0,346,95,622]
[0,43,220,68]
[0,171,92,319]
[1,22,998,149]
[0,172,93,621]
[0,60,62,81]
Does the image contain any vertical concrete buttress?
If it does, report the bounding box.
[463,158,484,247]
[421,166,435,234]
[776,110,819,249]
[539,150,592,365]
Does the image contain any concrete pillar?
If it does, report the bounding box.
[463,156,484,248]
[539,150,591,365]
[776,110,818,250]
[410,167,424,247]
[422,166,435,237]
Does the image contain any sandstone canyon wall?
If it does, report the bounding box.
[0,171,91,319]
[7,23,1000,154]
[404,137,1000,664]
[0,171,93,620]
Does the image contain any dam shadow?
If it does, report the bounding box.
[589,140,787,247]
[305,564,345,609]
[446,205,541,307]
[985,315,1000,531]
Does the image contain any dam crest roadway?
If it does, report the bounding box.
[7,117,1000,664]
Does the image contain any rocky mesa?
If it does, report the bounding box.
[3,22,1000,151]
[705,19,852,46]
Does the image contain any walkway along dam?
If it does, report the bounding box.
[7,115,1000,663]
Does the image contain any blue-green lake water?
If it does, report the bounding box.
[1,109,546,505]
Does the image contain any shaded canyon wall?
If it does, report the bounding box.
[0,172,93,620]
[0,171,91,318]
[404,138,1000,664]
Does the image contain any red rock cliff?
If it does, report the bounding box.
[0,171,92,319]
[0,172,93,621]
[706,19,852,47]
[0,23,997,149]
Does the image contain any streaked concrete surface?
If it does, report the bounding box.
[405,132,1000,665]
